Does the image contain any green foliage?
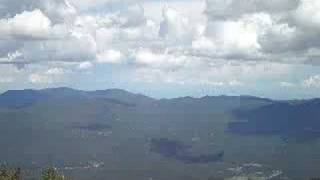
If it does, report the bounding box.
[41,168,66,180]
[0,166,69,180]
[0,167,21,180]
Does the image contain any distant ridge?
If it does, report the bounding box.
[0,87,155,109]
[2,87,318,102]
[0,87,318,112]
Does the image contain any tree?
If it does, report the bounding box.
[41,167,66,180]
[0,167,21,180]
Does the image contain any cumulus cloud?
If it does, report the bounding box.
[0,0,151,66]
[132,48,187,70]
[0,9,52,39]
[116,4,146,28]
[0,0,320,98]
[0,0,76,23]
[1,0,319,67]
[159,7,194,43]
[180,0,320,71]
[302,75,320,88]
[97,49,124,64]
[204,15,267,57]
[292,0,320,30]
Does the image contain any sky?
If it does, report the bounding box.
[0,0,320,99]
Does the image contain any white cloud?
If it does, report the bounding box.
[228,80,243,86]
[28,66,67,84]
[0,9,52,39]
[20,28,97,63]
[97,49,124,64]
[192,13,273,59]
[206,19,259,55]
[293,0,320,30]
[131,58,291,87]
[280,81,296,88]
[46,67,65,75]
[7,50,23,61]
[302,75,320,88]
[199,80,243,87]
[78,61,93,70]
[192,36,215,50]
[0,0,77,23]
[159,7,195,43]
[29,73,52,84]
[133,48,186,69]
[117,4,146,28]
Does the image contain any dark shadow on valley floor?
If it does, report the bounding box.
[150,138,224,163]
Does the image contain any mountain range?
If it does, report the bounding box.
[0,87,320,179]
[0,87,319,141]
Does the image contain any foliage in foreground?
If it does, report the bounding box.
[0,167,21,180]
[0,167,67,180]
[41,168,66,180]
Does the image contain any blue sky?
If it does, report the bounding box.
[0,0,320,99]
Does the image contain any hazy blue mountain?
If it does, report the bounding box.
[156,95,272,113]
[229,98,320,140]
[0,88,272,112]
[0,87,154,109]
[0,88,318,138]
[89,89,155,105]
[0,89,46,109]
[41,87,86,97]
